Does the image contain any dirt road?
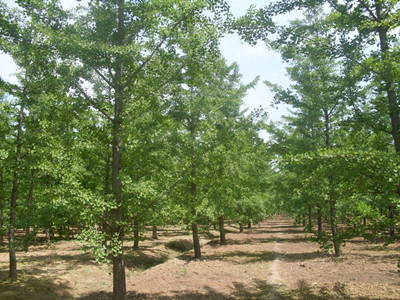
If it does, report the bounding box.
[1,216,399,299]
[122,216,400,299]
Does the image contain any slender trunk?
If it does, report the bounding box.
[111,1,127,298]
[317,203,323,237]
[190,177,201,258]
[388,205,395,238]
[247,222,252,229]
[323,109,330,149]
[133,219,139,250]
[191,222,201,259]
[329,199,341,257]
[45,228,51,244]
[239,223,243,233]
[188,87,201,259]
[376,9,400,241]
[9,104,24,281]
[307,205,312,233]
[0,206,3,246]
[112,249,126,300]
[103,150,111,247]
[0,170,4,245]
[363,217,367,226]
[24,181,34,251]
[152,225,158,240]
[218,216,226,245]
[302,214,306,227]
[376,9,400,155]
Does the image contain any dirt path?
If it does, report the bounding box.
[1,216,399,299]
[267,239,282,299]
[123,216,400,299]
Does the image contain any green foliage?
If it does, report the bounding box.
[78,228,109,264]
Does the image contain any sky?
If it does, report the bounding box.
[0,0,296,123]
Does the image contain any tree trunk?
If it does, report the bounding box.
[317,203,322,237]
[302,214,306,227]
[247,222,252,229]
[133,219,139,250]
[152,225,158,240]
[190,171,201,258]
[50,228,55,240]
[0,170,4,245]
[9,104,24,281]
[329,199,341,257]
[191,222,201,259]
[376,11,400,241]
[239,223,243,233]
[388,205,395,238]
[307,205,312,233]
[112,247,126,300]
[218,216,226,245]
[111,1,127,298]
[103,150,111,247]
[376,22,400,155]
[45,228,51,244]
[363,217,367,226]
[24,179,34,251]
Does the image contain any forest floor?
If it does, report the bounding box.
[0,216,399,299]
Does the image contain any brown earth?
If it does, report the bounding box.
[0,216,399,299]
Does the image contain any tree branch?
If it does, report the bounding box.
[91,66,116,89]
[75,85,114,122]
[358,0,378,22]
[125,8,194,88]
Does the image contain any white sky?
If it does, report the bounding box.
[0,0,295,122]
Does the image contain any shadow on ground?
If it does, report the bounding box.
[124,250,170,270]
[77,278,387,300]
[0,271,73,300]
[199,249,327,264]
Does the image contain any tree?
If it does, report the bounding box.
[236,0,400,240]
[24,0,228,298]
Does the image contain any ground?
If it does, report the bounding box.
[0,216,399,299]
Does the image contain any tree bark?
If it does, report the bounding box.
[239,223,243,233]
[329,199,341,257]
[24,181,34,251]
[247,222,252,229]
[190,174,201,258]
[375,5,400,156]
[133,219,139,250]
[376,8,400,240]
[103,150,111,247]
[218,216,226,245]
[388,205,395,238]
[45,228,51,244]
[152,225,158,240]
[307,205,312,233]
[0,170,4,245]
[191,222,201,259]
[317,203,322,237]
[112,249,126,300]
[111,0,127,298]
[9,104,24,281]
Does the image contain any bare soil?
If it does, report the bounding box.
[0,216,399,299]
